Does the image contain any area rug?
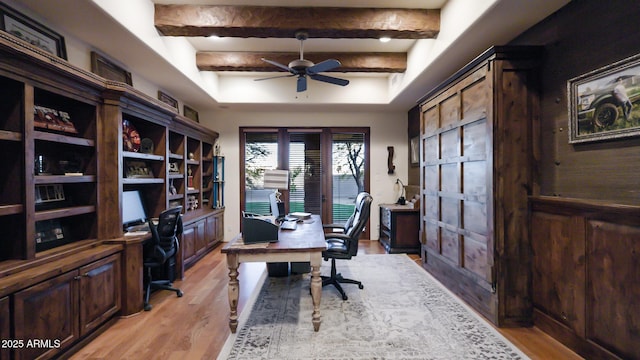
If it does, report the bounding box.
[218,254,529,360]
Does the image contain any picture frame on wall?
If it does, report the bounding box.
[158,90,179,111]
[0,3,67,59]
[410,135,419,166]
[183,105,199,123]
[91,51,132,85]
[568,52,640,144]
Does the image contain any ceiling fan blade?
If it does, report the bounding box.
[309,74,349,86]
[261,58,293,73]
[307,59,341,75]
[297,76,307,92]
[254,74,296,81]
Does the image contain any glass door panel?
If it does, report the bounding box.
[288,132,322,214]
[243,132,278,215]
[331,133,365,223]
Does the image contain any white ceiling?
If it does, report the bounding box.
[11,0,570,113]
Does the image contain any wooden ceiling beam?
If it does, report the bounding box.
[155,5,439,39]
[196,52,407,73]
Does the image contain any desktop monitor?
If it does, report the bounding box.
[122,190,148,228]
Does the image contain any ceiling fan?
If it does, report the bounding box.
[255,31,349,92]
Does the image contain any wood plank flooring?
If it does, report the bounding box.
[70,241,583,359]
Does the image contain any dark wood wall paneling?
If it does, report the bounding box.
[511,0,640,205]
[531,197,640,359]
[510,1,640,358]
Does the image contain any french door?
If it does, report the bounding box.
[240,127,370,238]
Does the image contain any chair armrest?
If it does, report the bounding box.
[324,233,351,242]
[243,211,261,217]
[323,222,344,228]
[323,223,345,233]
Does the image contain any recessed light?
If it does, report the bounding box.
[379,37,391,43]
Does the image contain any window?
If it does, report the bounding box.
[240,127,370,237]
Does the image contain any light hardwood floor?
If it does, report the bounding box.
[70,241,583,359]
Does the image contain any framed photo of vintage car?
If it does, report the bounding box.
[158,90,178,111]
[568,53,640,143]
[183,105,199,123]
[0,3,67,59]
[91,51,132,85]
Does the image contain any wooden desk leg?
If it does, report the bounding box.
[226,253,240,333]
[310,252,322,331]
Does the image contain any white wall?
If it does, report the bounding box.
[200,110,409,242]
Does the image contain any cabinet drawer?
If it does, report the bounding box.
[381,208,391,229]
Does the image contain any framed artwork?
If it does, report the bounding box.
[35,219,71,251]
[158,90,179,111]
[125,160,154,178]
[91,51,132,85]
[410,135,419,166]
[568,53,640,143]
[33,105,78,134]
[183,105,199,123]
[0,3,67,59]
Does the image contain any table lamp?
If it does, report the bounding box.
[396,178,406,205]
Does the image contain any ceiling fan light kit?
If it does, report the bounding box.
[256,31,350,92]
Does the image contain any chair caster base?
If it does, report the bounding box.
[144,303,152,311]
[177,290,183,297]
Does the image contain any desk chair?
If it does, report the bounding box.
[143,206,184,311]
[322,192,372,300]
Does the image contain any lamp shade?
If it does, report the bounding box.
[263,169,289,190]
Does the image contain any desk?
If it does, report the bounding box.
[222,215,327,332]
[105,232,150,316]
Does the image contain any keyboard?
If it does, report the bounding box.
[126,222,150,232]
[280,220,297,230]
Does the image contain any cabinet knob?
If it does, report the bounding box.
[73,273,91,280]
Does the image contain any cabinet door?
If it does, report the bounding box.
[195,220,207,255]
[205,214,216,246]
[14,271,79,360]
[182,224,196,262]
[0,296,9,360]
[215,212,224,241]
[79,254,121,336]
[531,211,585,335]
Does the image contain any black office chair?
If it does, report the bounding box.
[322,192,373,300]
[143,206,184,311]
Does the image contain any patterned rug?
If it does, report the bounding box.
[218,254,529,360]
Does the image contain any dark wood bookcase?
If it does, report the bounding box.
[0,32,223,359]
